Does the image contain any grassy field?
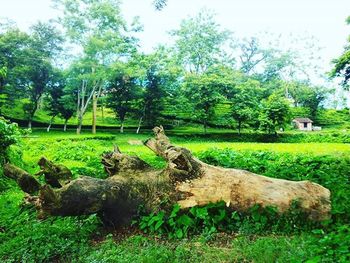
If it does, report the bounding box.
[1,129,349,262]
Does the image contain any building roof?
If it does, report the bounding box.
[293,118,313,123]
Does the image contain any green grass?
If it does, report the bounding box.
[28,128,350,155]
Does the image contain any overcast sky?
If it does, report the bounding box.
[0,0,349,75]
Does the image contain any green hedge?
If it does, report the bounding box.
[171,131,350,143]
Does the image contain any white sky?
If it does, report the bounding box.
[0,0,349,76]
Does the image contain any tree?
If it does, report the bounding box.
[143,66,166,127]
[132,50,181,133]
[0,22,62,128]
[184,67,234,133]
[23,61,53,129]
[55,0,140,134]
[300,86,330,120]
[331,16,350,87]
[106,63,141,133]
[239,37,271,75]
[0,27,33,112]
[171,9,231,74]
[153,0,167,10]
[230,79,261,134]
[46,70,75,132]
[59,93,76,132]
[288,81,330,119]
[259,93,290,134]
[0,66,7,112]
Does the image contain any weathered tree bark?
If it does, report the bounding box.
[4,126,331,225]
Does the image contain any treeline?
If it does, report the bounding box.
[0,0,337,134]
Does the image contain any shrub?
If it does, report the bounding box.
[0,117,22,163]
[0,118,24,192]
[138,201,318,239]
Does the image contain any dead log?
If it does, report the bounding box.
[144,126,331,221]
[3,126,331,225]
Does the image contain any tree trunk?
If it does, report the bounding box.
[101,104,104,121]
[77,113,83,135]
[63,119,68,132]
[47,116,55,132]
[120,121,124,133]
[92,93,97,134]
[28,120,32,129]
[4,126,331,225]
[136,116,143,134]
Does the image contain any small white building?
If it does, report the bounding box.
[292,118,313,131]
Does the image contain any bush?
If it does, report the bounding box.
[0,117,22,163]
[171,130,350,143]
[0,118,24,192]
[138,200,319,239]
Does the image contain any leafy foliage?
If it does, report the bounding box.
[138,200,320,240]
[331,16,350,87]
[0,118,23,191]
[171,9,231,73]
[259,93,290,133]
[0,117,21,158]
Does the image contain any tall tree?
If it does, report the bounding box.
[45,70,76,132]
[153,0,167,10]
[184,67,235,133]
[23,22,62,128]
[288,81,331,119]
[171,9,231,74]
[0,27,32,111]
[106,62,142,133]
[230,79,261,134]
[22,61,53,129]
[55,0,140,134]
[239,37,271,75]
[0,22,62,127]
[259,93,290,134]
[331,16,350,87]
[133,50,181,133]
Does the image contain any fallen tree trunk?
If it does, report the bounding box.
[4,126,331,225]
